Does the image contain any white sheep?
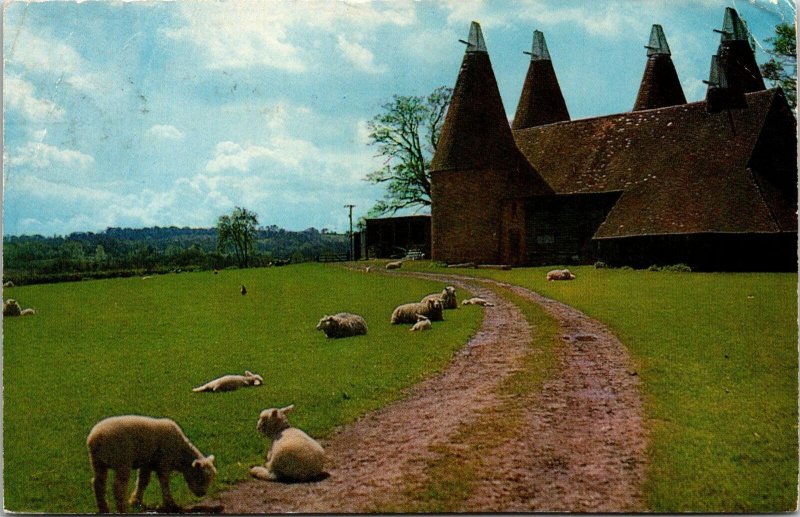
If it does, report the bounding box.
[385,260,403,270]
[3,299,21,317]
[462,297,495,307]
[421,286,458,309]
[19,308,36,316]
[391,298,443,324]
[192,371,264,393]
[86,415,217,513]
[316,313,368,338]
[409,314,432,332]
[364,266,371,273]
[3,281,14,288]
[546,268,576,281]
[250,405,327,482]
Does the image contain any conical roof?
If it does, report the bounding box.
[704,53,748,112]
[714,8,765,93]
[633,25,686,111]
[512,30,570,129]
[432,22,549,193]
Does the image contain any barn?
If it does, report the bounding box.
[430,9,797,271]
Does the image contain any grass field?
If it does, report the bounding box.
[2,264,482,513]
[389,260,798,512]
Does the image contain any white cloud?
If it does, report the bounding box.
[163,0,415,72]
[148,124,185,141]
[336,35,387,74]
[6,142,94,170]
[4,28,107,93]
[3,75,65,122]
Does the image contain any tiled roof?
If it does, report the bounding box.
[513,89,797,238]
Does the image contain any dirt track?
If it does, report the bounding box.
[204,273,648,513]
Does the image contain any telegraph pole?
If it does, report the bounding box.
[344,204,356,261]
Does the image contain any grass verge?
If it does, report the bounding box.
[3,263,481,513]
[379,260,797,512]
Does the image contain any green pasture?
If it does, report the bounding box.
[2,264,481,513]
[386,260,798,512]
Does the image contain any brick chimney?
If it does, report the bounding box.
[512,30,570,129]
[632,25,687,111]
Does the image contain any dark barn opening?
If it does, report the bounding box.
[364,215,432,259]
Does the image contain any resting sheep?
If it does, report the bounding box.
[316,313,368,338]
[462,297,495,307]
[546,268,576,281]
[3,299,22,317]
[385,260,403,270]
[421,286,457,309]
[19,308,36,316]
[192,371,263,392]
[3,281,14,288]
[410,314,432,332]
[250,405,326,482]
[391,298,443,324]
[86,415,217,513]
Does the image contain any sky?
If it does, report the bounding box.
[2,0,796,237]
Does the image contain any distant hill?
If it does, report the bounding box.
[3,225,350,284]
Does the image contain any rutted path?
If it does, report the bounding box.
[204,273,647,513]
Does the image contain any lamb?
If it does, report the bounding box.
[86,415,217,514]
[3,299,21,317]
[385,260,403,270]
[250,405,327,482]
[409,314,432,332]
[546,268,576,281]
[19,308,36,316]
[192,371,264,393]
[462,297,495,307]
[391,298,443,324]
[316,313,368,338]
[421,286,458,309]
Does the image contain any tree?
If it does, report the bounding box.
[760,22,796,109]
[364,86,452,215]
[217,207,259,268]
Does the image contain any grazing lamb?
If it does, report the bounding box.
[316,313,368,338]
[546,268,576,281]
[86,415,217,514]
[421,286,458,309]
[391,298,443,324]
[250,405,326,482]
[385,260,403,270]
[19,308,36,316]
[192,371,264,393]
[462,297,495,307]
[409,314,432,332]
[3,299,21,317]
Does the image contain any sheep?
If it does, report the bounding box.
[421,286,458,309]
[240,285,247,296]
[409,314,432,332]
[316,313,368,338]
[3,299,21,317]
[192,371,264,393]
[391,298,443,324]
[86,415,217,514]
[19,308,36,316]
[364,266,371,273]
[3,281,14,288]
[462,297,495,307]
[250,405,326,482]
[546,268,576,281]
[385,260,403,270]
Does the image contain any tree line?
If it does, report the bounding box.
[4,222,348,285]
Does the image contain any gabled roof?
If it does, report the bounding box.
[513,89,797,238]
